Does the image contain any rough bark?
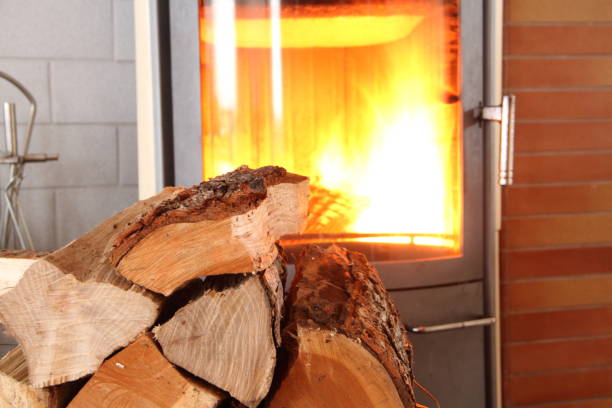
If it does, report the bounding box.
[68,333,225,408]
[0,189,180,387]
[154,259,284,408]
[111,165,308,296]
[268,245,416,408]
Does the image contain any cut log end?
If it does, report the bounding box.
[68,333,225,408]
[269,244,416,408]
[269,327,405,408]
[0,260,159,388]
[154,260,285,408]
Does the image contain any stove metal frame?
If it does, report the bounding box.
[134,1,504,406]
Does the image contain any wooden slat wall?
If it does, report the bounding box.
[502,0,612,406]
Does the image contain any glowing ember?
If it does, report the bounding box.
[200,1,462,255]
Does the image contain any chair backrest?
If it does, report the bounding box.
[0,71,37,158]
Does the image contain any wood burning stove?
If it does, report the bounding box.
[135,0,509,406]
[197,0,463,266]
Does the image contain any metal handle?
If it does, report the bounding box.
[408,317,496,334]
[499,94,516,185]
[474,94,517,185]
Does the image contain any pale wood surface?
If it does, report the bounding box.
[0,258,36,297]
[0,346,82,408]
[0,346,48,408]
[0,251,46,302]
[154,260,284,408]
[68,333,224,408]
[114,166,308,295]
[0,188,179,387]
[269,245,416,408]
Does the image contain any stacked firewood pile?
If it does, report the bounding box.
[0,166,419,408]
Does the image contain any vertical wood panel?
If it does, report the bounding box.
[503,0,612,405]
[503,307,612,342]
[506,26,612,56]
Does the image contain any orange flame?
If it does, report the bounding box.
[200,2,462,256]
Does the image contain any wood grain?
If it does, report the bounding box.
[0,346,47,408]
[154,260,284,408]
[506,26,612,56]
[503,246,612,281]
[507,336,612,374]
[503,307,612,342]
[0,258,36,297]
[269,245,416,408]
[505,275,612,311]
[504,184,612,216]
[0,188,178,387]
[68,333,224,408]
[507,367,612,405]
[114,166,308,296]
[507,0,612,23]
[503,214,612,249]
[514,122,612,153]
[270,327,405,408]
[507,58,612,88]
[0,346,83,408]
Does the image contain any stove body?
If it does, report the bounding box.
[136,1,503,406]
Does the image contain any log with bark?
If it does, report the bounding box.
[111,165,308,296]
[154,258,284,408]
[268,245,416,408]
[68,333,225,408]
[0,190,178,387]
[0,166,307,389]
[0,346,83,408]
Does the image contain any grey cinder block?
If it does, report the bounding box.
[51,61,136,123]
[118,125,138,186]
[0,0,112,59]
[114,0,136,61]
[18,188,56,251]
[0,61,51,124]
[21,124,118,189]
[56,186,138,247]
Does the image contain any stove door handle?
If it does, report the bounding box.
[408,317,496,334]
[498,94,516,186]
[474,94,517,185]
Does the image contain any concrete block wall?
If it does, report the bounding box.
[0,0,138,252]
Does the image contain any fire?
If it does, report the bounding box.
[200,1,462,256]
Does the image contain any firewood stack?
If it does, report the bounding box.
[0,166,419,408]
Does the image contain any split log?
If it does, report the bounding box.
[0,189,181,387]
[154,258,284,408]
[0,250,46,297]
[68,333,225,408]
[268,245,416,408]
[0,346,83,407]
[0,251,46,347]
[111,165,308,296]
